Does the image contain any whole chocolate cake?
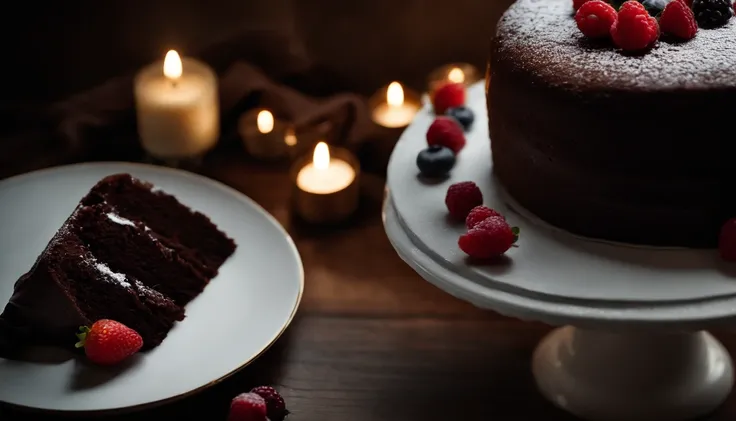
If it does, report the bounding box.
[488,0,736,247]
[0,174,236,357]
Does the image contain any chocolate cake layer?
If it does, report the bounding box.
[488,0,736,247]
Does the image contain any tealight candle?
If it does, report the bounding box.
[134,50,219,161]
[369,81,421,129]
[238,108,290,160]
[290,141,360,224]
[426,62,481,98]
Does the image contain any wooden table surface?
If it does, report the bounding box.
[2,150,736,421]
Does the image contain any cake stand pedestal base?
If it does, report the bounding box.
[532,326,733,421]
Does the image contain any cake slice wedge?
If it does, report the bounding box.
[0,173,237,358]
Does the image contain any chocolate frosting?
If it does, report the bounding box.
[488,0,736,247]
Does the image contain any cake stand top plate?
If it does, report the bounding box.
[384,81,736,328]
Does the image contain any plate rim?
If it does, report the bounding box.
[0,161,305,415]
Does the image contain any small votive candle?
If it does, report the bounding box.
[369,81,421,129]
[134,50,219,161]
[290,141,360,224]
[426,62,481,98]
[238,108,290,160]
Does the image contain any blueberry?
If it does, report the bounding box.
[636,0,670,16]
[416,145,456,177]
[445,106,475,131]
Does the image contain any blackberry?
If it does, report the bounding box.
[692,0,733,28]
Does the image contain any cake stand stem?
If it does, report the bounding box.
[532,326,733,421]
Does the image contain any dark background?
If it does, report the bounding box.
[0,1,514,105]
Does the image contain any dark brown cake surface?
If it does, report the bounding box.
[0,173,236,358]
[488,0,736,247]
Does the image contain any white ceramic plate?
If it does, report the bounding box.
[0,162,303,413]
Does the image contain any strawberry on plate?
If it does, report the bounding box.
[75,319,143,365]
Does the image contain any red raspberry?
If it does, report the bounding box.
[431,82,466,114]
[660,0,697,39]
[445,181,483,221]
[229,393,268,421]
[427,116,466,153]
[250,386,289,421]
[575,1,618,38]
[465,206,505,229]
[611,1,660,51]
[719,218,736,261]
[573,0,592,10]
[458,216,519,259]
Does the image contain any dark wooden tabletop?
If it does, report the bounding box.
[2,148,736,421]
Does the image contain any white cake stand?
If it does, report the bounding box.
[382,82,736,421]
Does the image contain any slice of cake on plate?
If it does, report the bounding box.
[0,173,237,358]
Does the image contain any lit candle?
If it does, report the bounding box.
[134,50,219,161]
[297,142,355,194]
[238,108,290,160]
[370,82,421,129]
[426,62,481,98]
[290,142,360,224]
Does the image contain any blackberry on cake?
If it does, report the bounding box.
[692,0,733,28]
[0,173,236,358]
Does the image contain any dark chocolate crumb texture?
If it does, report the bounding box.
[0,174,237,358]
[488,0,736,247]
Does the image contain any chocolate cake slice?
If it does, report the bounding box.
[0,173,237,357]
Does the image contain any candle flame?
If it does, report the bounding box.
[256,110,274,134]
[386,82,404,107]
[284,127,297,146]
[313,141,330,170]
[163,50,182,80]
[448,67,465,83]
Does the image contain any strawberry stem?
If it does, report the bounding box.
[75,326,91,348]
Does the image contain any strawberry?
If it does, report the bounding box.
[229,392,268,421]
[431,82,466,114]
[458,216,519,259]
[75,319,143,365]
[719,218,736,261]
[251,385,289,421]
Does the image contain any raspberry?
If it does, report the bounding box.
[431,82,466,114]
[229,393,268,421]
[458,216,519,259]
[677,0,694,7]
[692,0,733,28]
[660,0,698,40]
[719,218,736,261]
[575,1,618,38]
[427,116,466,153]
[611,2,660,52]
[573,0,593,10]
[250,386,289,421]
[465,206,505,229]
[445,181,483,221]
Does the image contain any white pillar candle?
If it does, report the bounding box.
[134,50,219,160]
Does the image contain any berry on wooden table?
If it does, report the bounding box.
[466,206,505,229]
[426,116,466,153]
[576,1,619,38]
[692,0,733,28]
[417,145,456,178]
[445,181,483,221]
[459,216,520,259]
[75,319,143,365]
[660,0,698,39]
[719,218,736,261]
[611,1,660,51]
[445,106,476,131]
[431,82,466,115]
[251,385,289,421]
[228,392,268,421]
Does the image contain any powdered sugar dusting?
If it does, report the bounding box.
[107,212,135,227]
[94,262,131,288]
[494,0,736,90]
